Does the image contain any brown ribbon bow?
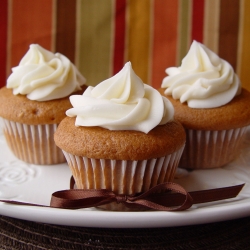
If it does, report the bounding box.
[51,181,193,211]
[0,176,245,211]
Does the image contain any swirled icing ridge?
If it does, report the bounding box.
[161,41,241,108]
[7,44,86,101]
[67,62,174,133]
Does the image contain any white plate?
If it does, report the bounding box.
[0,129,250,228]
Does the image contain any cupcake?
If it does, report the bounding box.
[54,62,186,211]
[159,40,250,169]
[0,44,87,165]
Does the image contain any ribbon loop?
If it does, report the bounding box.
[50,189,116,209]
[125,182,194,211]
[67,177,196,211]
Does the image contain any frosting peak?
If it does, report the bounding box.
[66,62,174,133]
[161,41,241,108]
[7,44,86,101]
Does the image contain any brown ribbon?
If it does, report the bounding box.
[0,176,245,211]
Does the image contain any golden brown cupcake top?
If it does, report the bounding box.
[0,86,86,125]
[54,116,186,160]
[159,88,250,130]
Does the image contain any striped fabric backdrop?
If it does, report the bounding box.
[1,0,250,92]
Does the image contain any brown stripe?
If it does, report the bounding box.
[219,0,240,70]
[55,0,76,63]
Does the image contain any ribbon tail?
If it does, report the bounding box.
[146,183,245,208]
[190,183,245,204]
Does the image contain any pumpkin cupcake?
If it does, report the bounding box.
[54,62,186,211]
[159,40,250,169]
[0,44,87,165]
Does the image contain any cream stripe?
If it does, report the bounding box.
[124,0,130,63]
[75,0,81,68]
[6,0,13,76]
[126,0,151,84]
[239,0,250,91]
[147,0,154,86]
[187,0,192,46]
[51,0,57,53]
[177,0,192,65]
[176,0,182,65]
[109,0,115,77]
[78,0,113,87]
[203,0,220,53]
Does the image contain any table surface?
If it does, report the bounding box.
[1,214,250,250]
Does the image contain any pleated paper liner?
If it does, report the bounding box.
[62,145,185,211]
[1,118,65,165]
[179,126,249,169]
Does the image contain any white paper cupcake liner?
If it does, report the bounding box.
[1,118,65,165]
[62,145,184,211]
[179,126,249,169]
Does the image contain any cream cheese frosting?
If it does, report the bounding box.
[7,44,86,101]
[66,62,174,133]
[161,40,241,108]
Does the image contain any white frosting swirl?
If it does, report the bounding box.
[161,41,241,108]
[7,44,86,101]
[66,62,174,133]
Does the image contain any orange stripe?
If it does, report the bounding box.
[239,0,250,91]
[10,0,53,69]
[151,0,178,89]
[127,0,151,84]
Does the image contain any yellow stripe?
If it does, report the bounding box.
[51,0,57,53]
[203,0,220,53]
[126,0,151,84]
[239,0,250,91]
[77,0,113,87]
[177,0,192,65]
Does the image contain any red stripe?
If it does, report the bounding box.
[113,0,126,75]
[11,0,53,69]
[0,0,8,87]
[191,0,204,43]
[151,0,178,89]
